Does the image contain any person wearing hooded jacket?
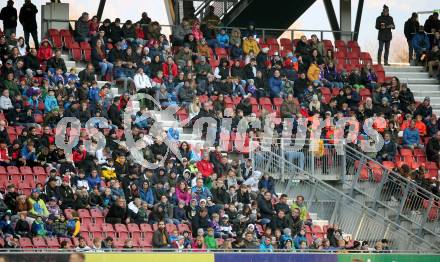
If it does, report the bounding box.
[37,39,53,62]
[412,26,430,62]
[75,12,90,42]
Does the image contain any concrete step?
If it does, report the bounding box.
[412,91,440,96]
[415,96,440,104]
[98,81,110,88]
[180,133,198,140]
[408,84,440,92]
[61,54,69,60]
[384,65,424,72]
[386,72,430,79]
[406,78,439,85]
[65,60,76,68]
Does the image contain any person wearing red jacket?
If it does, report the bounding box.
[0,142,10,166]
[36,39,53,62]
[72,144,86,164]
[196,153,214,178]
[162,56,178,78]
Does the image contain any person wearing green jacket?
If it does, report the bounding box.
[291,195,308,221]
[3,72,20,97]
[204,228,217,249]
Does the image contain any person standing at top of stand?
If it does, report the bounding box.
[19,0,38,49]
[404,12,420,64]
[375,5,395,66]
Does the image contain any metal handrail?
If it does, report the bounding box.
[251,149,440,251]
[344,144,440,203]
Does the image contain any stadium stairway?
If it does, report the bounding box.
[384,65,440,115]
[255,150,439,251]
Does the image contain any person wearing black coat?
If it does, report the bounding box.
[191,208,210,237]
[404,13,420,63]
[19,0,38,49]
[271,210,290,231]
[424,12,440,45]
[24,48,40,72]
[108,97,122,128]
[0,0,17,37]
[109,19,123,44]
[211,180,230,205]
[105,198,127,224]
[375,5,395,65]
[257,191,275,224]
[376,132,396,163]
[426,131,440,165]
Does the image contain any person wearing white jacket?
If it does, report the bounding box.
[133,67,152,91]
[0,89,13,112]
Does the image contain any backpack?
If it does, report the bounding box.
[66,219,76,232]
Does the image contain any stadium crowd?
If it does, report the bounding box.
[0,0,437,253]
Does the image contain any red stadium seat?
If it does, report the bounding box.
[335,40,346,49]
[45,237,60,248]
[166,224,177,234]
[215,48,228,59]
[20,166,33,176]
[115,223,129,239]
[102,223,116,238]
[32,237,46,248]
[128,223,141,239]
[140,224,154,234]
[33,166,47,175]
[48,29,60,37]
[259,97,272,106]
[177,223,191,234]
[7,166,19,175]
[51,35,63,49]
[19,237,34,248]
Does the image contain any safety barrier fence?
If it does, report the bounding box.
[249,137,440,243]
[251,149,439,252]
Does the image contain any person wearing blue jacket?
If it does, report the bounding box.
[259,236,274,252]
[87,170,102,190]
[216,29,230,48]
[403,120,423,150]
[167,126,180,142]
[139,181,155,206]
[293,228,307,249]
[44,89,59,113]
[268,70,283,98]
[412,26,430,62]
[88,82,101,105]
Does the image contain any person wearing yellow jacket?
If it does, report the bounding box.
[243,35,260,55]
[27,189,49,218]
[307,60,321,83]
[101,158,117,181]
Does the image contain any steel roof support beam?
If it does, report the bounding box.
[97,0,107,21]
[353,0,364,41]
[323,0,340,40]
